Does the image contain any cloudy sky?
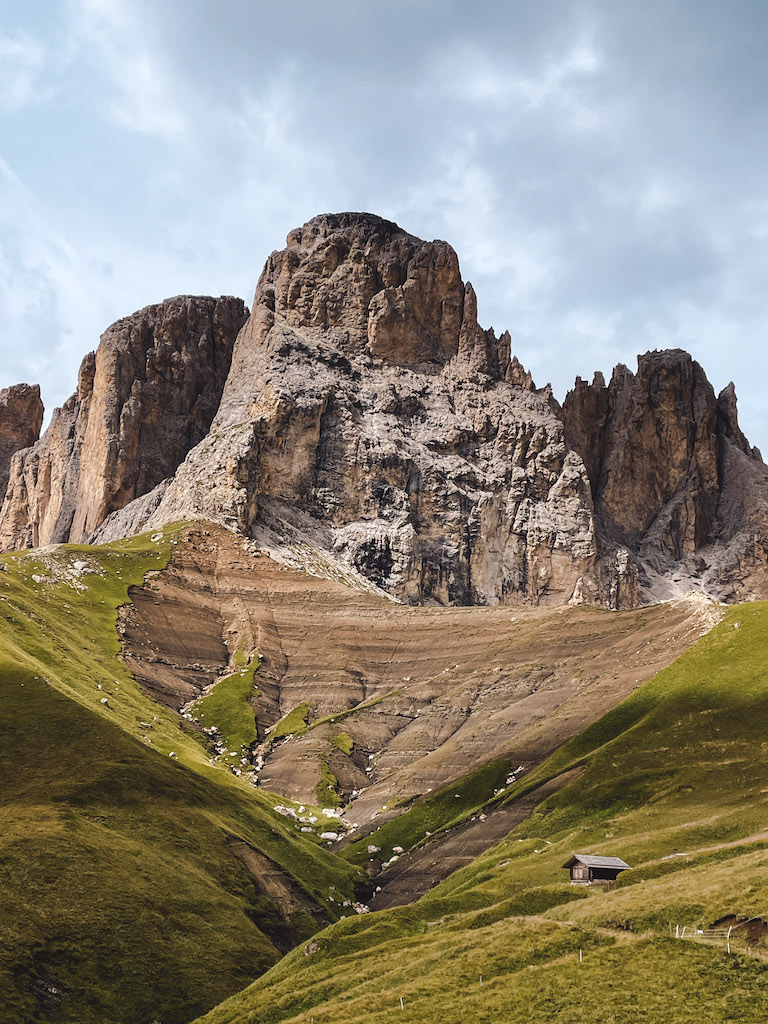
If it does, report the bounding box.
[2,0,768,448]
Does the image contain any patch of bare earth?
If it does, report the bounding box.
[119,524,722,901]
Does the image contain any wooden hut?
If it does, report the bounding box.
[563,853,631,885]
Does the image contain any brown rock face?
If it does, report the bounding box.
[102,213,599,607]
[0,384,43,501]
[5,212,766,608]
[560,350,768,602]
[0,295,247,550]
[562,351,719,557]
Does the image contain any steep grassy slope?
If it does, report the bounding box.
[194,602,768,1024]
[436,602,768,917]
[0,530,362,1024]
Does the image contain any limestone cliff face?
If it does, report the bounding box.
[560,351,768,603]
[0,384,43,500]
[7,213,766,609]
[0,296,247,550]
[100,214,599,606]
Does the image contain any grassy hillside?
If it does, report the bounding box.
[194,601,768,1024]
[435,601,768,917]
[0,529,363,1024]
[193,909,768,1023]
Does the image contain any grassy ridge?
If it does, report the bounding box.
[316,754,342,808]
[269,701,310,744]
[0,530,363,1024]
[190,652,261,767]
[194,602,768,1024]
[434,602,768,914]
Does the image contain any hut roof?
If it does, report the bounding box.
[562,853,631,870]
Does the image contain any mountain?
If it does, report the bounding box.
[2,212,768,1022]
[0,295,247,550]
[0,383,43,499]
[2,213,766,609]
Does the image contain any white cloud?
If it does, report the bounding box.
[68,0,185,137]
[436,34,604,132]
[1,0,767,452]
[0,31,50,111]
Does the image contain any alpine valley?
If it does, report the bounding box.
[3,214,768,1024]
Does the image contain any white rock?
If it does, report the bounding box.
[273,805,298,819]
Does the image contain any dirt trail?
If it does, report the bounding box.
[652,829,768,864]
[369,769,583,910]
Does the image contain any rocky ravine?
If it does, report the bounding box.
[1,212,767,608]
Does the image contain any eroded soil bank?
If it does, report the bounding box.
[120,524,721,901]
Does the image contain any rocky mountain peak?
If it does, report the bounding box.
[0,384,43,500]
[0,295,248,550]
[255,211,509,375]
[92,215,596,607]
[561,347,768,602]
[2,212,767,609]
[83,217,768,609]
[563,347,721,557]
[285,211,412,252]
[716,380,758,459]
